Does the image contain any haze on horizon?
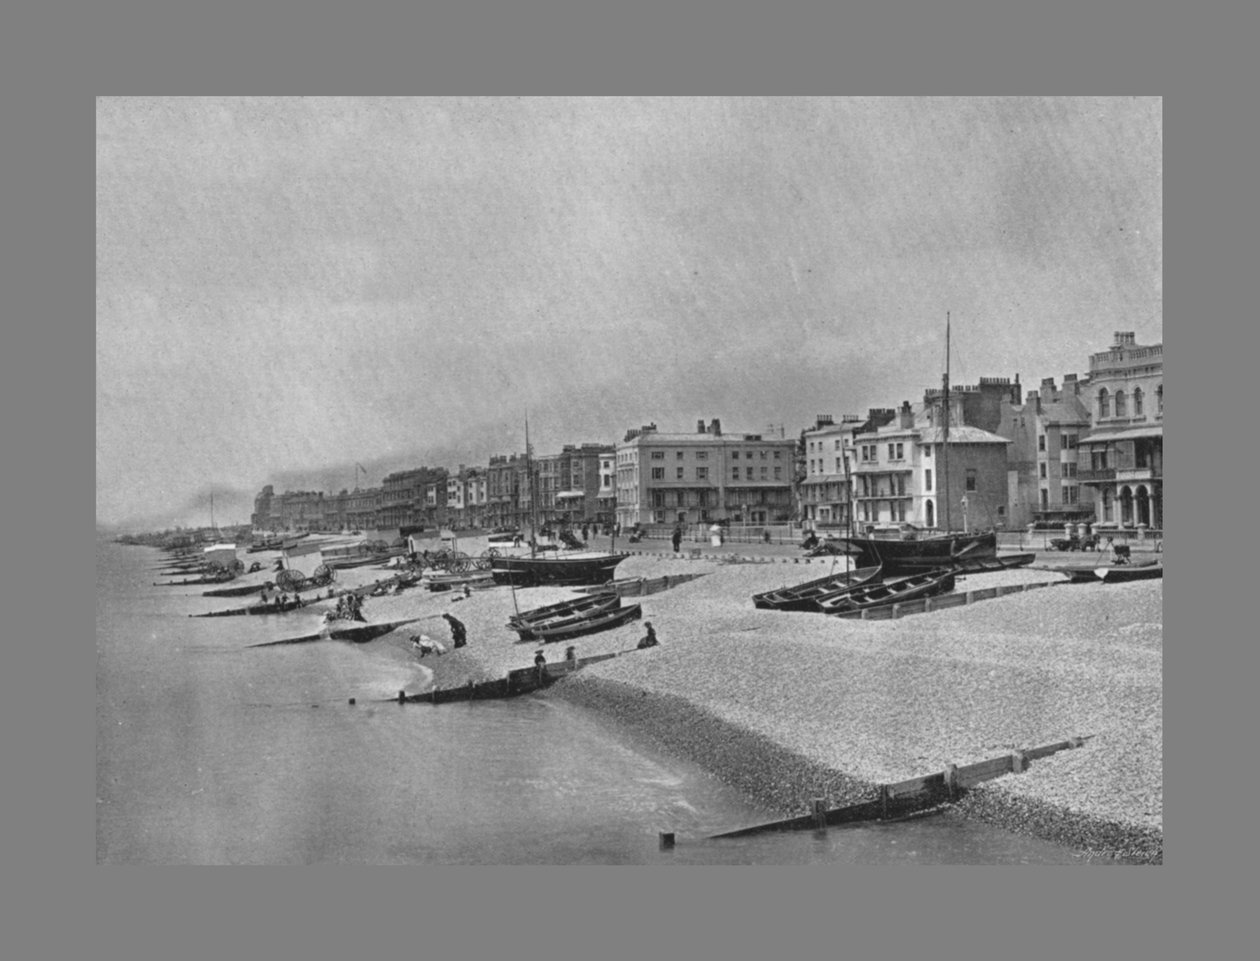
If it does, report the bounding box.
[97,97,1162,531]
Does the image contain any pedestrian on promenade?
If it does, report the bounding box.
[671,525,683,553]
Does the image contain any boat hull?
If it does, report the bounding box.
[752,565,882,611]
[529,603,643,643]
[490,552,629,587]
[823,569,957,616]
[835,531,998,575]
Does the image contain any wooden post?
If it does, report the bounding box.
[812,798,827,830]
[348,697,356,706]
[398,690,405,704]
[880,784,890,819]
[658,832,675,850]
[1011,751,1028,773]
[943,763,958,800]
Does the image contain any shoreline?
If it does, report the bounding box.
[281,536,1163,863]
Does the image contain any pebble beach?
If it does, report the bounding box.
[289,535,1163,863]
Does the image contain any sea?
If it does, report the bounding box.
[97,536,1101,864]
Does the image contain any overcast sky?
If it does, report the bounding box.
[97,97,1161,529]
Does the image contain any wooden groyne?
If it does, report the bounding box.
[378,651,629,706]
[700,736,1094,841]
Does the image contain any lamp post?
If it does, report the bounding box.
[961,495,969,534]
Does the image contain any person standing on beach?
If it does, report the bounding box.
[671,525,683,553]
[442,612,467,648]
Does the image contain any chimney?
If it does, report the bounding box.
[1114,331,1136,348]
[816,414,833,428]
[1063,373,1079,396]
[899,401,914,429]
[709,418,722,436]
[698,419,706,434]
[1028,389,1041,414]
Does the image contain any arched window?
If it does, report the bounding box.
[1098,388,1110,418]
[1133,387,1144,416]
[1156,384,1163,414]
[1114,390,1127,418]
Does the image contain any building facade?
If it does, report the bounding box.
[1079,331,1163,530]
[799,413,872,531]
[615,419,796,529]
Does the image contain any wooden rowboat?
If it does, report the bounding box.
[508,591,619,628]
[247,616,424,648]
[526,603,643,643]
[752,565,882,612]
[822,568,957,617]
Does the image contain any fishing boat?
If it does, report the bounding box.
[490,550,630,587]
[822,568,957,617]
[490,417,629,587]
[509,592,621,631]
[752,565,883,612]
[524,602,643,643]
[1094,563,1163,583]
[202,580,271,598]
[952,552,1036,575]
[836,313,1001,575]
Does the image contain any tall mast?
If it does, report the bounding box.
[525,414,538,557]
[942,312,951,531]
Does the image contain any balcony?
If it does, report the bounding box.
[1078,468,1116,483]
[1116,466,1162,483]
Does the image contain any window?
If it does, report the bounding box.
[1098,388,1110,418]
[732,451,739,460]
[923,445,931,458]
[676,451,684,460]
[1063,485,1078,504]
[896,475,905,495]
[760,466,768,479]
[896,443,904,459]
[965,469,977,492]
[760,451,768,460]
[651,451,665,460]
[774,466,782,480]
[695,466,707,481]
[925,469,933,492]
[1039,464,1047,478]
[896,501,906,521]
[651,467,664,480]
[774,450,782,460]
[1064,434,1077,449]
[695,451,707,460]
[1156,384,1163,414]
[835,458,843,472]
[676,467,684,479]
[1114,390,1127,418]
[1064,462,1077,478]
[745,467,753,480]
[1038,435,1046,451]
[888,443,896,460]
[731,467,739,480]
[1133,387,1144,416]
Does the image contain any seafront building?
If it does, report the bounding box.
[614,419,796,529]
[1079,331,1163,531]
[799,412,882,532]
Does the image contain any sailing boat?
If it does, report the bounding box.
[489,418,630,587]
[836,313,998,575]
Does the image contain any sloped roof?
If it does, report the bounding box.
[917,425,1011,445]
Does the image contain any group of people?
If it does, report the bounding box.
[411,612,467,658]
[332,592,366,622]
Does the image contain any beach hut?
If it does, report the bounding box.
[202,542,239,571]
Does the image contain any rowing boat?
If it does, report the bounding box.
[822,568,957,617]
[247,616,424,647]
[525,603,643,643]
[752,565,882,612]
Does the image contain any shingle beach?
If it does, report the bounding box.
[329,538,1163,863]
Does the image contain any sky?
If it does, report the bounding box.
[96,97,1162,530]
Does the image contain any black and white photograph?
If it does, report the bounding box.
[96,96,1162,864]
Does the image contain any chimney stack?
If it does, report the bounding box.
[698,419,706,434]
[709,418,722,436]
[899,401,915,429]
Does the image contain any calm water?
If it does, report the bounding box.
[97,538,1098,864]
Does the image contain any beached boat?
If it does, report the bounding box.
[953,552,1036,575]
[509,593,622,638]
[822,568,957,616]
[191,594,321,617]
[752,565,883,612]
[486,528,522,544]
[202,580,270,598]
[525,602,643,643]
[490,550,630,587]
[833,529,998,576]
[1094,563,1163,584]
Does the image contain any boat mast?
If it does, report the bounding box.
[941,312,951,532]
[842,434,853,573]
[525,414,538,558]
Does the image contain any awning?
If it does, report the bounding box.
[1083,425,1163,444]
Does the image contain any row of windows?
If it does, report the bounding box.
[650,466,784,481]
[859,442,920,462]
[807,438,848,453]
[1098,384,1162,419]
[1038,433,1079,451]
[1038,462,1078,478]
[808,458,847,474]
[648,449,782,461]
